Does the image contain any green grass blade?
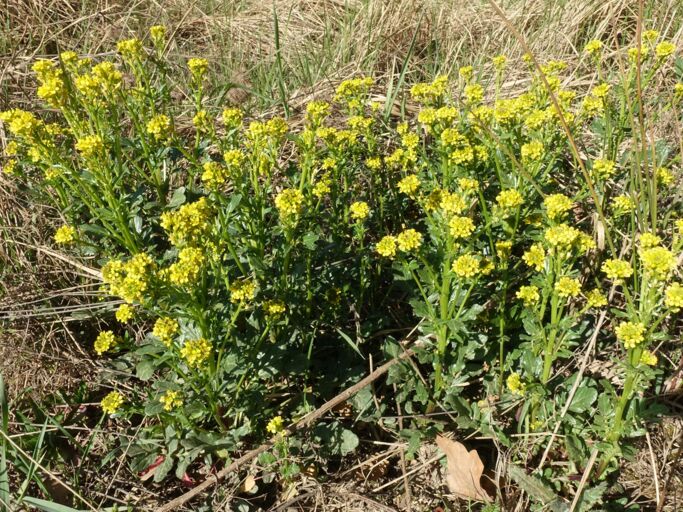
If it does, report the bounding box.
[383,12,423,121]
[272,6,291,118]
[22,497,83,512]
[0,373,11,511]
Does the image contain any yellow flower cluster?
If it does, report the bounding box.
[350,201,370,222]
[150,25,166,47]
[584,39,603,55]
[160,197,212,247]
[94,330,117,355]
[397,175,421,196]
[168,247,204,286]
[222,108,243,128]
[153,317,179,347]
[101,391,124,414]
[264,300,286,317]
[544,194,573,220]
[523,243,545,271]
[103,254,156,304]
[506,373,526,396]
[266,415,285,434]
[230,280,257,304]
[376,235,397,258]
[601,258,633,280]
[54,225,76,244]
[180,337,212,368]
[335,77,374,104]
[544,224,580,249]
[639,350,658,367]
[396,229,422,252]
[517,285,540,306]
[193,110,212,133]
[147,114,172,141]
[440,191,466,215]
[449,216,475,239]
[555,277,581,298]
[463,83,484,105]
[75,135,104,159]
[115,303,134,323]
[593,159,616,178]
[187,58,209,79]
[0,109,41,139]
[496,189,524,209]
[117,38,143,60]
[640,246,676,280]
[410,75,448,105]
[160,390,182,411]
[586,289,608,308]
[615,321,645,349]
[521,140,544,163]
[201,161,228,189]
[452,254,480,278]
[665,282,683,311]
[275,188,304,218]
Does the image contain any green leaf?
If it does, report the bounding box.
[23,497,84,512]
[335,329,365,360]
[135,359,156,381]
[167,187,186,208]
[568,387,598,414]
[507,465,569,512]
[153,456,174,483]
[0,373,10,510]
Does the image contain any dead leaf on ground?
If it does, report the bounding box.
[436,435,491,503]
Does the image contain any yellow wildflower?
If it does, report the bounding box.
[516,285,540,306]
[449,216,475,239]
[613,194,634,214]
[664,282,683,311]
[641,246,676,280]
[496,189,524,209]
[657,167,674,186]
[584,40,603,55]
[180,337,212,368]
[397,175,421,197]
[230,280,257,304]
[54,225,76,244]
[75,135,103,159]
[396,229,422,252]
[544,224,580,248]
[601,259,633,280]
[639,232,661,249]
[492,54,507,71]
[586,289,608,308]
[593,159,616,178]
[187,58,209,79]
[555,277,581,298]
[639,350,658,367]
[655,41,676,59]
[222,108,243,128]
[615,321,645,349]
[101,391,124,415]
[266,415,285,434]
[152,317,179,347]
[264,300,286,317]
[350,201,370,222]
[94,330,117,355]
[117,38,143,60]
[168,247,204,286]
[543,194,573,220]
[275,189,305,218]
[452,254,480,278]
[376,235,397,258]
[147,114,172,141]
[521,140,544,163]
[160,197,212,247]
[507,373,526,396]
[150,25,166,46]
[523,243,545,271]
[160,390,182,411]
[440,191,466,215]
[463,83,484,105]
[115,304,134,323]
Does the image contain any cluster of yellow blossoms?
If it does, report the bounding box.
[102,254,155,304]
[179,337,212,368]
